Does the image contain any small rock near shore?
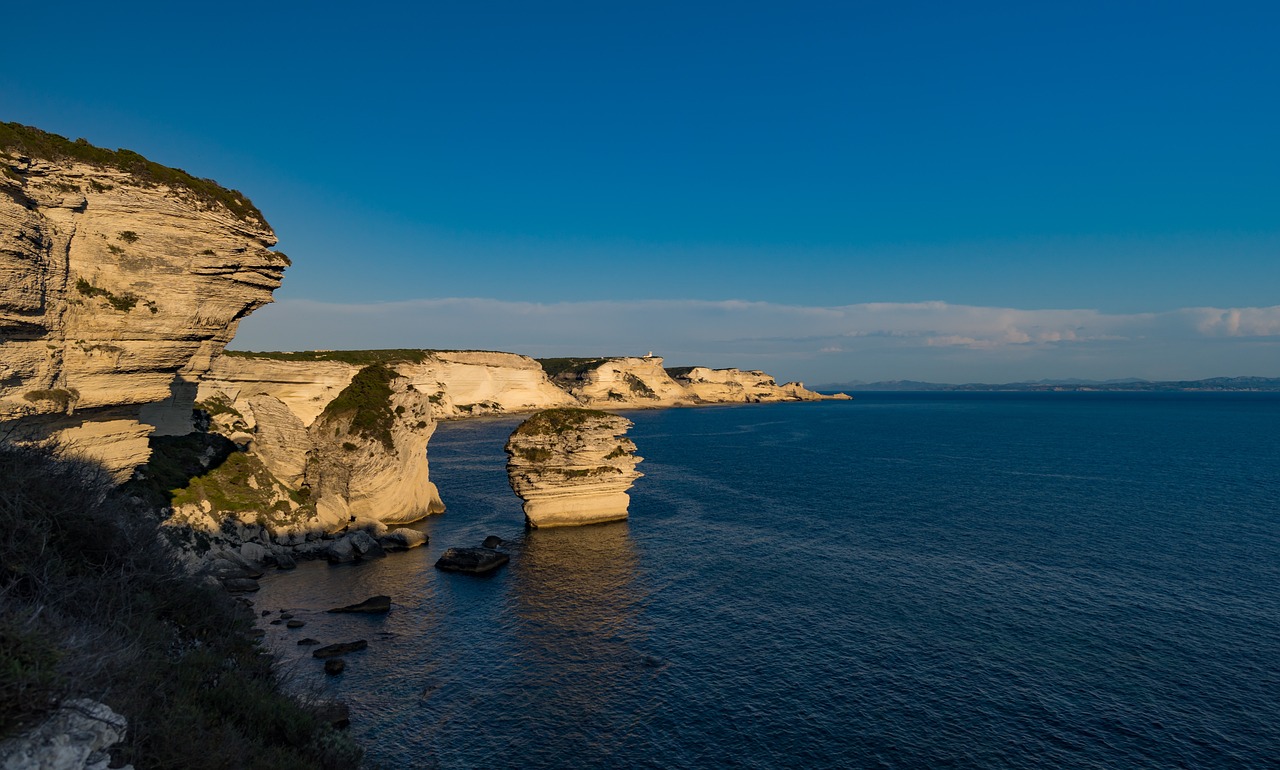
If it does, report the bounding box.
[481,535,505,549]
[287,620,306,629]
[313,640,368,659]
[327,595,391,614]
[435,547,510,574]
[379,528,429,551]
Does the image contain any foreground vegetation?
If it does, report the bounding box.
[0,442,360,768]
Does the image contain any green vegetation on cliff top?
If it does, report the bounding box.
[320,364,399,449]
[536,357,613,378]
[513,407,616,437]
[224,349,430,365]
[0,122,267,226]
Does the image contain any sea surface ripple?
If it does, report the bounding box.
[253,392,1280,768]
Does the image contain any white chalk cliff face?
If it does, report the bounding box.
[547,356,691,406]
[505,409,642,528]
[0,126,285,479]
[546,356,848,407]
[668,366,851,403]
[198,350,577,422]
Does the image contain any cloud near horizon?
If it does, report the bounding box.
[232,298,1280,384]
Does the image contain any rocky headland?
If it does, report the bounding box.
[0,125,358,770]
[505,408,643,528]
[0,123,287,482]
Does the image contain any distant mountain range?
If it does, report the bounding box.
[817,376,1280,392]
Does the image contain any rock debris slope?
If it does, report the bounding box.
[505,408,643,528]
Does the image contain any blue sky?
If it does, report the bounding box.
[3,1,1277,382]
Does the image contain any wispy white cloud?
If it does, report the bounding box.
[232,298,1280,383]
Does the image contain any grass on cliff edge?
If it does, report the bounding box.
[512,407,616,437]
[319,364,399,449]
[536,357,614,378]
[0,441,360,768]
[224,348,430,365]
[0,122,266,226]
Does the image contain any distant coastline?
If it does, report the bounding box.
[816,376,1280,393]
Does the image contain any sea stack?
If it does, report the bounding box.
[505,408,643,528]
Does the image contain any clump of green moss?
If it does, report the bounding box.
[0,122,268,226]
[560,466,621,478]
[170,452,284,515]
[513,408,615,437]
[624,373,656,397]
[320,364,399,449]
[74,278,138,312]
[21,388,78,412]
[536,357,611,378]
[195,393,243,421]
[515,447,554,463]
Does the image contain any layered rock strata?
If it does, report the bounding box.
[666,365,852,403]
[0,124,285,479]
[505,408,643,528]
[201,352,847,422]
[197,350,577,422]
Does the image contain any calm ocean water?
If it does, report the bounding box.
[253,393,1280,769]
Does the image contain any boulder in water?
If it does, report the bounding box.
[379,528,428,551]
[435,547,509,574]
[481,535,505,549]
[324,658,346,675]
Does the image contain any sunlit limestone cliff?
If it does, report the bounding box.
[505,408,642,527]
[168,363,446,552]
[666,365,851,403]
[198,349,577,423]
[0,123,286,480]
[540,355,848,406]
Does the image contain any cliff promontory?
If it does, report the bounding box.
[505,408,642,527]
[540,355,846,407]
[0,123,286,479]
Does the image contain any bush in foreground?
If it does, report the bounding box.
[0,441,361,768]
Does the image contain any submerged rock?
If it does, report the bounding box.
[324,658,346,675]
[505,408,643,528]
[286,620,305,629]
[312,640,368,659]
[434,547,510,574]
[297,638,321,646]
[327,595,391,614]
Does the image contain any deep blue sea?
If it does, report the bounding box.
[253,393,1280,769]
